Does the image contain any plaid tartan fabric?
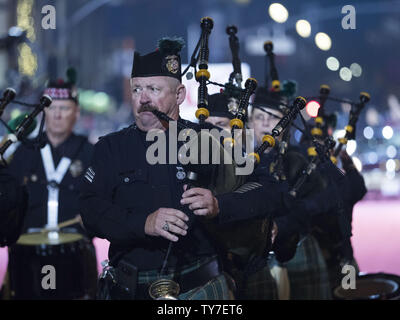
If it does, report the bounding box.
[137,255,231,300]
[181,274,231,300]
[241,264,279,300]
[285,235,332,300]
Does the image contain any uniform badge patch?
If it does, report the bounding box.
[176,166,186,180]
[69,160,83,178]
[228,97,239,115]
[165,55,180,74]
[84,166,95,183]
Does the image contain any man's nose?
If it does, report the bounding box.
[262,116,271,125]
[53,107,62,118]
[139,90,150,104]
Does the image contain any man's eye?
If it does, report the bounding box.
[133,87,142,93]
[151,87,160,92]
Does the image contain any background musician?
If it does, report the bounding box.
[248,86,336,299]
[206,91,279,300]
[4,71,97,299]
[7,72,93,234]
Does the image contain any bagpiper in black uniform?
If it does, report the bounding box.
[305,115,367,291]
[79,38,288,300]
[5,73,97,299]
[8,75,93,234]
[248,86,341,300]
[205,92,279,300]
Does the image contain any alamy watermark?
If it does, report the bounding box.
[341,5,356,30]
[40,5,357,31]
[341,264,356,290]
[41,5,56,30]
[145,121,256,176]
[41,264,56,290]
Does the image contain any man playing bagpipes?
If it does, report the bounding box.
[248,83,333,300]
[302,88,369,291]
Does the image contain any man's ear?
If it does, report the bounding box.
[176,84,186,106]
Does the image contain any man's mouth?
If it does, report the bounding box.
[138,105,157,113]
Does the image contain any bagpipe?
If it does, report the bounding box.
[291,87,370,254]
[331,92,370,162]
[243,40,372,262]
[289,136,336,198]
[245,42,305,188]
[148,17,248,300]
[263,41,280,92]
[0,88,52,165]
[147,20,311,297]
[226,25,242,88]
[266,41,288,182]
[198,34,311,274]
[305,85,331,158]
[290,89,371,196]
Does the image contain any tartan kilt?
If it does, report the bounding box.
[137,256,231,300]
[285,234,332,300]
[180,274,231,300]
[241,264,279,300]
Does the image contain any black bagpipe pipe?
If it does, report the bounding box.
[226,25,242,88]
[306,85,331,158]
[227,78,258,141]
[0,88,17,117]
[331,92,370,162]
[248,97,307,165]
[311,85,330,138]
[271,127,290,182]
[194,17,214,126]
[253,103,306,135]
[289,136,336,198]
[0,94,52,157]
[264,41,280,92]
[318,84,330,116]
[263,43,287,181]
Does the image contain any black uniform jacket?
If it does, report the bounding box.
[0,165,28,246]
[8,133,93,233]
[79,125,287,270]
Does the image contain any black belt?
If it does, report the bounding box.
[136,257,222,299]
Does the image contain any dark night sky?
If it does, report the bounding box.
[58,0,399,114]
